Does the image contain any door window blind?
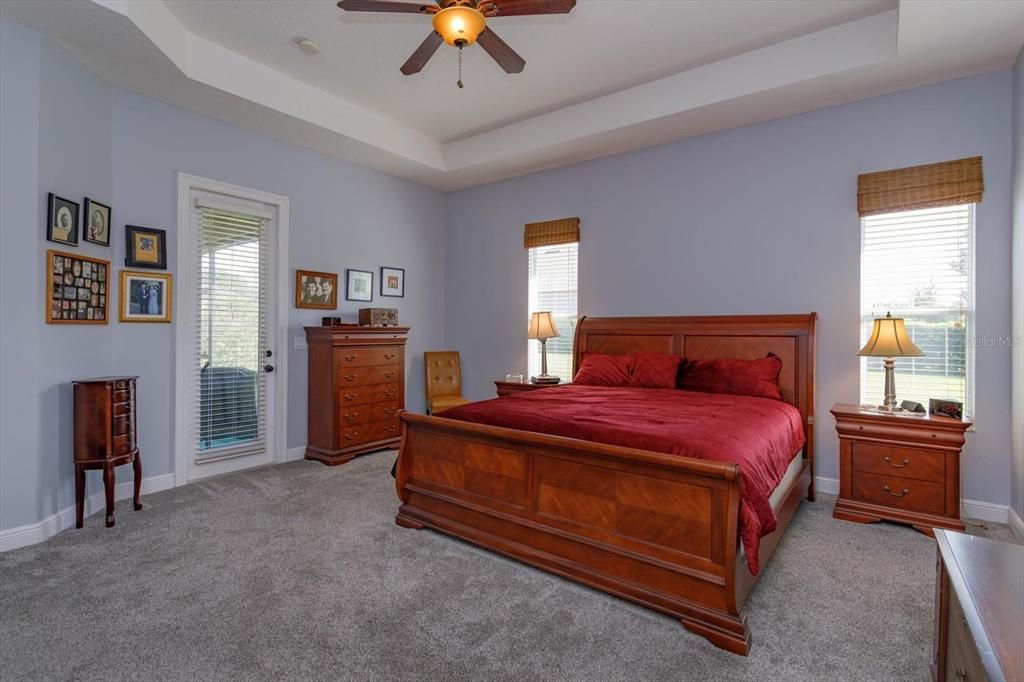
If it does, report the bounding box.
[528,242,578,380]
[194,204,270,461]
[860,204,975,415]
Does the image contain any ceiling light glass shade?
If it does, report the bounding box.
[433,6,486,47]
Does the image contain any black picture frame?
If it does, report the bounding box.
[82,198,112,247]
[346,269,374,302]
[125,225,167,269]
[379,266,405,298]
[46,193,79,246]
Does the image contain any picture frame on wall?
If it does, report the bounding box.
[380,266,405,298]
[346,269,373,302]
[125,225,167,269]
[295,269,338,309]
[46,193,79,246]
[120,270,173,323]
[83,198,111,247]
[46,249,109,324]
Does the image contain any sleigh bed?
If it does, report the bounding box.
[393,314,816,655]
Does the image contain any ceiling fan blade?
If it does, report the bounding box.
[400,32,444,75]
[476,27,526,74]
[337,0,434,14]
[481,0,575,17]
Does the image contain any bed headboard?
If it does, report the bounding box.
[572,314,817,435]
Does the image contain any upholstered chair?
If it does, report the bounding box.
[424,351,472,415]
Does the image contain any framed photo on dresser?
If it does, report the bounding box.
[46,250,109,324]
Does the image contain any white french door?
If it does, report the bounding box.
[176,175,289,483]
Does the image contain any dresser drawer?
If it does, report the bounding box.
[946,590,989,682]
[112,400,133,416]
[337,365,401,387]
[112,388,134,403]
[113,432,136,455]
[851,442,945,483]
[851,470,945,514]
[339,401,400,427]
[336,347,401,367]
[112,414,134,436]
[339,418,401,447]
[338,384,400,407]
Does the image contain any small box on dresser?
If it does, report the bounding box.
[305,326,409,466]
[831,403,971,535]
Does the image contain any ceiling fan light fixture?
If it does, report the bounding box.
[432,5,486,47]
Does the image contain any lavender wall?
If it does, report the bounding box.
[444,70,1015,507]
[0,20,446,533]
[1011,49,1024,524]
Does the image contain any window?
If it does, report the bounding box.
[860,204,975,414]
[528,242,578,379]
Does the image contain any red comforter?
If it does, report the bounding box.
[441,385,806,574]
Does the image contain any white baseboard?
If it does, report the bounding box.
[283,446,306,462]
[1007,507,1024,541]
[0,473,174,553]
[814,475,1010,525]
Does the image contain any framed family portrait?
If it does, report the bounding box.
[295,270,338,309]
[120,270,172,323]
[346,269,373,302]
[125,225,167,269]
[380,266,405,298]
[47,193,79,246]
[83,198,111,247]
[46,250,109,324]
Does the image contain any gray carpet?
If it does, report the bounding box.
[0,451,1017,681]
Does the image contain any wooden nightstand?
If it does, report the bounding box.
[831,403,971,535]
[494,380,568,397]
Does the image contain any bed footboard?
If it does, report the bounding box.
[394,411,754,655]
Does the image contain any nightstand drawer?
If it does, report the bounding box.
[851,470,945,514]
[851,442,945,483]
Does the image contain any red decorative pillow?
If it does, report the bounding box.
[679,354,784,400]
[628,352,682,389]
[573,353,634,386]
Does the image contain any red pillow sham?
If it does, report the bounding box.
[573,353,635,386]
[628,352,682,389]
[678,354,783,400]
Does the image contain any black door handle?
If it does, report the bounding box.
[264,365,275,373]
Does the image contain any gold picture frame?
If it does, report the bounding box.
[46,249,109,324]
[120,270,173,323]
[295,269,338,310]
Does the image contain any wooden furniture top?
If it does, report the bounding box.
[935,529,1024,682]
[72,375,139,383]
[831,403,972,432]
[573,313,817,437]
[305,326,410,338]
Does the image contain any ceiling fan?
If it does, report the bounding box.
[337,0,576,83]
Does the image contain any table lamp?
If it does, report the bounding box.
[528,311,561,384]
[858,312,924,412]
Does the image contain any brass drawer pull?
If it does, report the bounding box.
[384,353,395,360]
[344,373,357,381]
[955,668,967,681]
[385,389,397,397]
[883,456,910,468]
[344,432,359,441]
[344,354,356,361]
[384,371,395,378]
[343,412,357,421]
[384,407,396,414]
[883,485,910,497]
[344,393,358,401]
[384,425,397,433]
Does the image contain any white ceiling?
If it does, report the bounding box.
[162,0,896,143]
[2,0,1022,190]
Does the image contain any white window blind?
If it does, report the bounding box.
[860,204,975,414]
[528,242,578,379]
[194,204,270,461]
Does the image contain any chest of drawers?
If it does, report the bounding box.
[305,326,409,466]
[72,376,142,528]
[831,403,971,535]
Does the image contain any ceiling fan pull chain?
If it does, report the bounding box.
[457,45,464,89]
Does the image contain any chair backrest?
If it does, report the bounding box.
[424,351,463,400]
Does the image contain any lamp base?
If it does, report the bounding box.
[875,404,907,413]
[530,375,561,385]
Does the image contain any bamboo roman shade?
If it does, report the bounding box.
[523,217,580,248]
[857,156,983,217]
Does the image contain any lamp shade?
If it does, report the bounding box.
[527,311,560,341]
[858,313,924,358]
